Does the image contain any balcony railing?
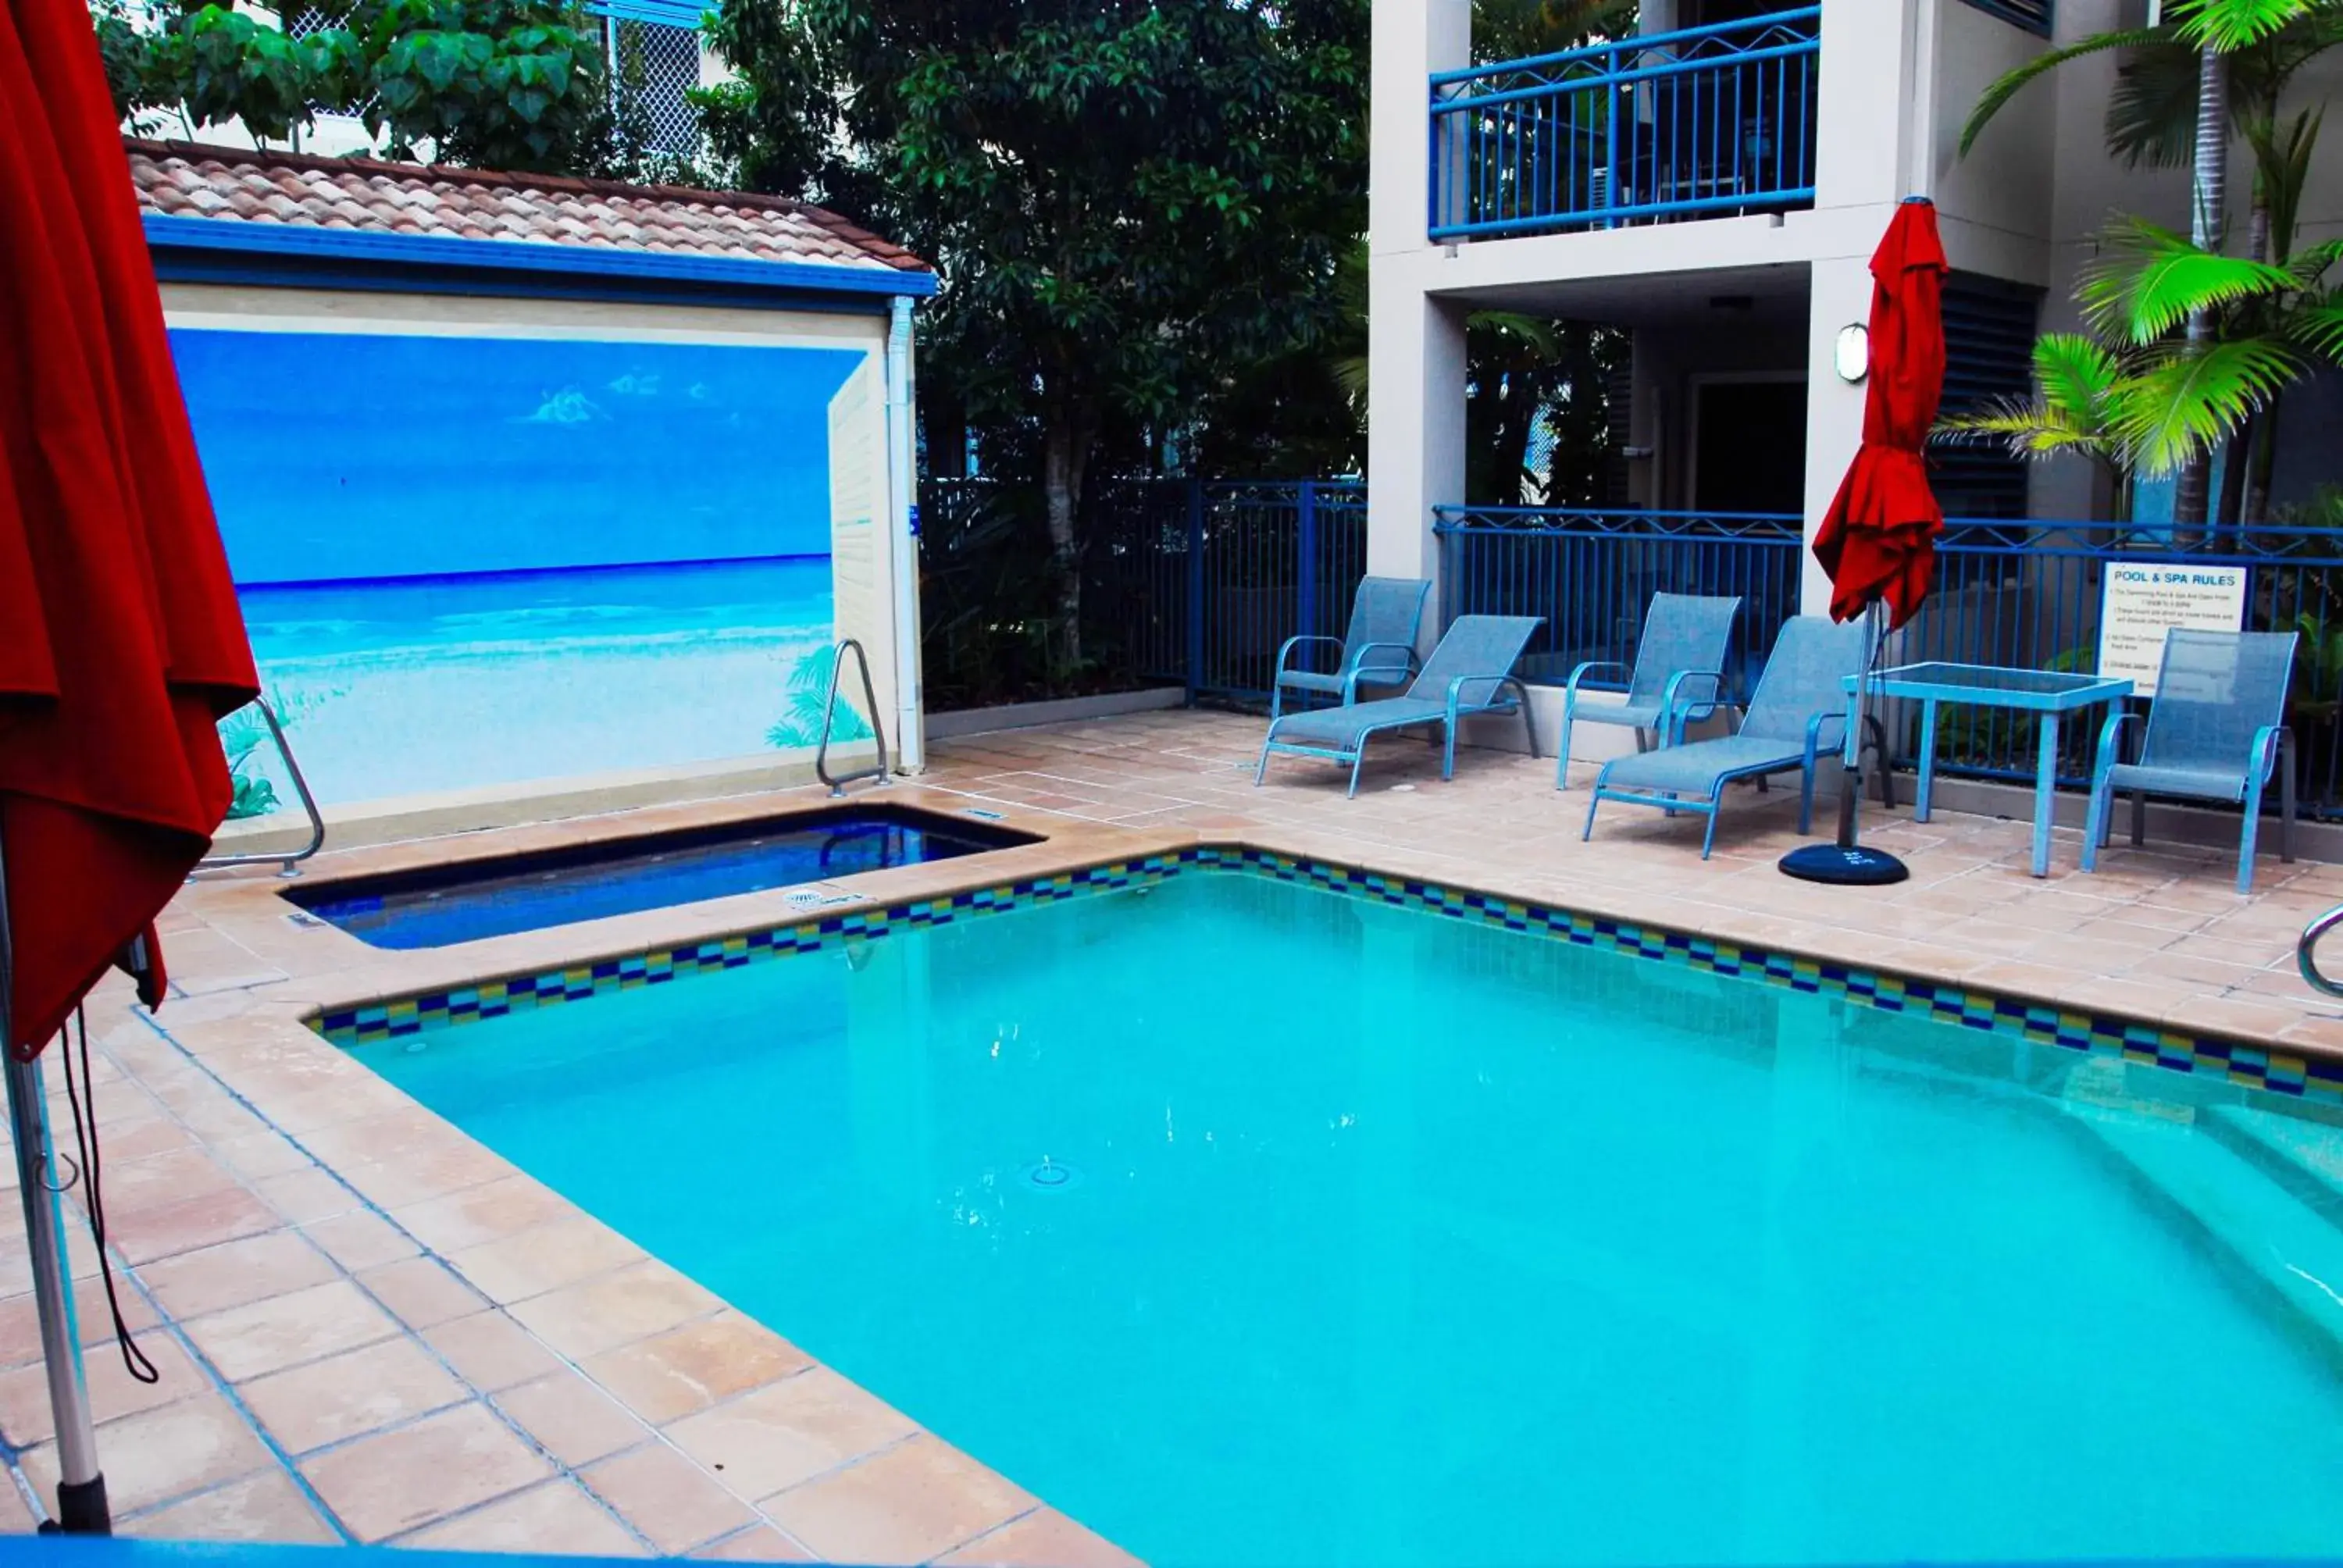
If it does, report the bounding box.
[1428,8,1821,243]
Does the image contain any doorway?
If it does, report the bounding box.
[1690,377,1807,516]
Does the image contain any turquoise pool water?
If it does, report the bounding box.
[357,872,2343,1566]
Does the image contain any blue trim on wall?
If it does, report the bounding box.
[587,0,708,24]
[143,214,938,306]
[234,551,833,593]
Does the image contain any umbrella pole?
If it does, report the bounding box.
[1779,600,1910,886]
[0,839,112,1534]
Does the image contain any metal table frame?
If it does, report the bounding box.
[1843,662,2134,878]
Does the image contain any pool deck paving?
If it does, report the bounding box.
[9,706,2343,1557]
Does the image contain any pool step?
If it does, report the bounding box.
[2067,1088,2343,1356]
[2203,1104,2343,1221]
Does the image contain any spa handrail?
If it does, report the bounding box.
[816,638,890,798]
[2300,903,2343,998]
[197,696,326,878]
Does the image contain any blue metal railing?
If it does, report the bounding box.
[1428,9,1821,242]
[1432,505,1806,700]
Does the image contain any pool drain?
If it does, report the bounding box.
[1023,1160,1079,1190]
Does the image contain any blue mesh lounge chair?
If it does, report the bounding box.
[1581,615,1874,857]
[1256,615,1544,797]
[2081,629,2299,894]
[1556,593,1742,789]
[1271,577,1433,719]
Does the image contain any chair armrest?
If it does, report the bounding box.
[2092,710,2141,779]
[1275,635,1344,679]
[1445,671,1519,717]
[1345,663,1416,703]
[1658,668,1725,747]
[2252,722,2291,782]
[1351,640,1421,674]
[1565,660,1630,698]
[1804,707,1849,766]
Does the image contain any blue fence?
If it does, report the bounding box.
[1428,8,1821,242]
[921,479,1366,707]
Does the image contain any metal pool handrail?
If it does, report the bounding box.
[816,638,891,798]
[197,696,326,878]
[2301,903,2343,998]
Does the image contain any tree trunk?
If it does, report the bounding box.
[1041,399,1088,670]
[2173,41,2229,541]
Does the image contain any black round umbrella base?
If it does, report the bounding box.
[1778,843,1911,886]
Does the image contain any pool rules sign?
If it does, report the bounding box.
[2099,563,2248,696]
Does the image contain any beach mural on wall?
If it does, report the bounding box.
[169,329,868,807]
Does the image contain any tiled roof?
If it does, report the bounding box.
[127,138,931,276]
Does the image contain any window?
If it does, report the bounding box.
[1959,0,2052,35]
[1933,273,2044,521]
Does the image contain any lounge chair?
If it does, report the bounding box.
[1582,615,1874,857]
[2081,629,2299,894]
[1557,593,1742,789]
[1271,577,1432,719]
[1256,614,1544,797]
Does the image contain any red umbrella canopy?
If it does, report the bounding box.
[0,0,259,1058]
[1813,198,1949,631]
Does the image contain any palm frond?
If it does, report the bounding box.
[2078,218,2298,342]
[2174,0,2323,52]
[1466,310,1564,361]
[2287,292,2343,360]
[1959,27,2163,158]
[2245,108,2323,265]
[2106,41,2209,168]
[2113,337,2301,477]
[2288,237,2343,284]
[2031,332,2126,422]
[1932,397,2119,463]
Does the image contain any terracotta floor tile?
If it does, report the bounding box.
[506,1263,723,1362]
[392,1175,573,1255]
[134,1231,337,1321]
[300,1210,421,1274]
[936,1507,1143,1568]
[580,1443,758,1555]
[494,1371,652,1467]
[106,1184,281,1267]
[180,1280,401,1383]
[357,1256,489,1331]
[122,1468,340,1545]
[761,1433,1036,1566]
[689,1524,818,1562]
[665,1368,916,1502]
[419,1310,564,1393]
[582,1312,813,1426]
[0,1324,203,1447]
[401,1480,648,1556]
[239,1335,471,1456]
[444,1217,644,1306]
[0,1273,159,1368]
[21,1394,273,1516]
[298,1402,555,1543]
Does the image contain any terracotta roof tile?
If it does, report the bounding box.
[125,137,933,278]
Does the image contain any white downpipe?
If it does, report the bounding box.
[885,296,923,773]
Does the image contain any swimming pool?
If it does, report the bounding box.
[286,805,1036,950]
[349,865,2343,1566]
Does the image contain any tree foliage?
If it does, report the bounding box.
[708,0,1369,658]
[93,0,683,177]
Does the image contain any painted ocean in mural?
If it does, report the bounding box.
[172,330,868,806]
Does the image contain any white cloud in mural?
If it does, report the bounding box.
[520,388,607,424]
[607,372,662,397]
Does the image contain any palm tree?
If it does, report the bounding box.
[1958,0,2341,530]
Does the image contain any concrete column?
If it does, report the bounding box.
[1367,0,1472,610]
[1801,256,1873,615]
[1813,0,1919,214]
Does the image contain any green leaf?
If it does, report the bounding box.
[1959,27,2163,159]
[2114,337,2300,476]
[2174,0,2322,51]
[2079,218,2299,342]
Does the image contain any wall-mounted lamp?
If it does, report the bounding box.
[1834,323,1871,383]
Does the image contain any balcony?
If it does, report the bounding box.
[1428,7,1821,244]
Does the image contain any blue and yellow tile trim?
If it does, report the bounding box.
[312,843,2343,1106]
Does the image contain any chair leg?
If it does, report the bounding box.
[2282,732,2298,865]
[1519,694,1539,763]
[1442,722,1457,782]
[1346,750,1365,800]
[2130,789,2146,846]
[1582,792,1600,843]
[1701,804,1721,860]
[1270,682,1285,723]
[1797,765,1814,836]
[2239,772,2266,894]
[1557,704,1575,790]
[1254,742,1272,787]
[2081,779,2110,871]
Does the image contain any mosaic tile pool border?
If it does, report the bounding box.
[311,844,2343,1105]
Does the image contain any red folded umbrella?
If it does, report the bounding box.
[1813,198,1949,631]
[0,0,259,1059]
